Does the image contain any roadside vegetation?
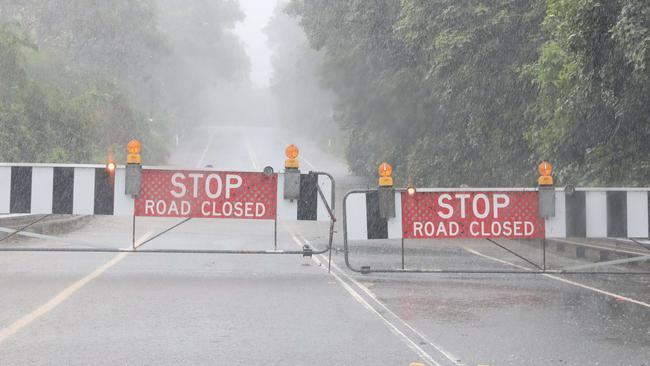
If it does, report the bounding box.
[278,0,649,186]
[0,0,248,164]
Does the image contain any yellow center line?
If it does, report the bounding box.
[0,228,157,344]
[0,252,128,344]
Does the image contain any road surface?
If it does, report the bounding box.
[1,125,649,365]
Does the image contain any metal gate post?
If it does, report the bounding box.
[401,237,405,270]
[132,214,136,250]
[543,238,546,272]
[312,171,336,272]
[274,217,278,251]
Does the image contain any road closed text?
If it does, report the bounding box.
[402,192,544,239]
[135,170,277,219]
[142,199,267,218]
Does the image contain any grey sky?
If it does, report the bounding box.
[235,0,279,88]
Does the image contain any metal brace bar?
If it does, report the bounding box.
[484,238,542,270]
[312,171,336,272]
[561,254,650,271]
[0,247,336,255]
[344,268,650,275]
[0,214,53,242]
[134,217,193,250]
[629,238,650,254]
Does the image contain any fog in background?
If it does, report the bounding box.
[235,0,278,88]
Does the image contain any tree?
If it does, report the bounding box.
[527,0,650,185]
[0,0,251,164]
[290,0,545,186]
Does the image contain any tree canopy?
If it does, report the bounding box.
[0,0,248,164]
[287,0,649,186]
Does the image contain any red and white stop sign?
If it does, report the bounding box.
[134,169,277,219]
[401,191,544,239]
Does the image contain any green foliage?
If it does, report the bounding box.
[288,0,649,186]
[0,0,248,164]
[528,0,650,185]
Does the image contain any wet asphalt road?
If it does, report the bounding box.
[1,125,649,366]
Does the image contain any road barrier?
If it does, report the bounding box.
[0,164,133,216]
[0,164,333,221]
[345,188,649,241]
[0,142,336,265]
[343,187,650,274]
[343,162,650,274]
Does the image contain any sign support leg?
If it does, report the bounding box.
[274,218,278,251]
[401,237,405,270]
[543,238,546,272]
[132,214,136,250]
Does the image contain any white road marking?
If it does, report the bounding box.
[243,137,260,170]
[196,132,216,168]
[465,247,650,308]
[283,148,461,365]
[326,260,463,365]
[289,235,439,366]
[289,232,462,366]
[301,155,316,170]
[0,130,226,344]
[0,252,128,344]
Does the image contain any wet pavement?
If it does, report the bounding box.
[1,125,649,365]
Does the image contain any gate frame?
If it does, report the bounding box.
[342,187,650,275]
[0,171,336,266]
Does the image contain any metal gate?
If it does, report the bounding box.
[0,143,335,265]
[343,186,650,275]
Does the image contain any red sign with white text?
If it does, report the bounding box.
[401,191,544,239]
[135,170,277,219]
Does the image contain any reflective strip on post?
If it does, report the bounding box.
[627,192,649,238]
[345,190,402,240]
[0,167,10,213]
[31,167,54,214]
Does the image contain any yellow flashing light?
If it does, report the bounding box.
[378,162,393,187]
[285,158,299,169]
[538,161,553,186]
[285,144,299,159]
[378,162,392,177]
[538,161,552,177]
[106,160,116,173]
[285,144,299,169]
[127,139,142,164]
[127,139,141,154]
[406,185,416,196]
[538,175,554,186]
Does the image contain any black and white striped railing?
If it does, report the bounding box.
[0,164,332,222]
[345,188,650,240]
[276,172,332,222]
[545,189,649,238]
[0,164,133,216]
